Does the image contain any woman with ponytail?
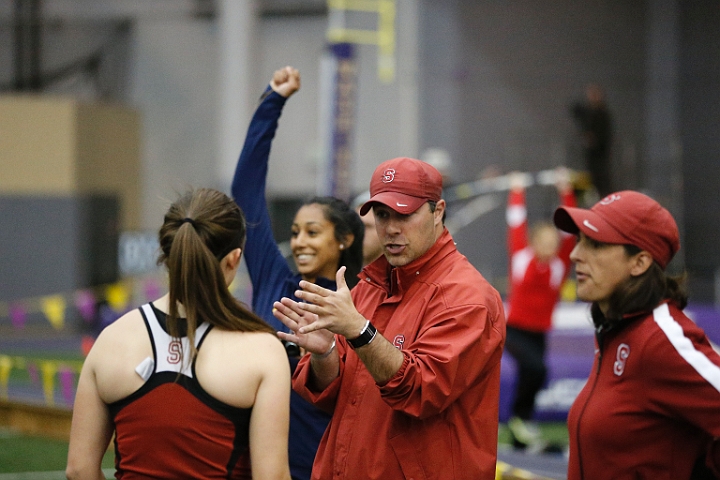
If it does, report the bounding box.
[67,188,291,480]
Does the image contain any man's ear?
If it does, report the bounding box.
[629,251,653,277]
[433,199,446,225]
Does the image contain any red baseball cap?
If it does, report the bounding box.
[359,157,443,215]
[553,191,680,269]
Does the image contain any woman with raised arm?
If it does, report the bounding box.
[231,66,363,480]
[67,188,291,480]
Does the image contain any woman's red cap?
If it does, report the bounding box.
[553,190,680,269]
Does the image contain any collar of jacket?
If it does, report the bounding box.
[592,299,670,347]
[360,228,456,296]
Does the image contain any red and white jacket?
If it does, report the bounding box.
[505,188,576,332]
[567,301,720,479]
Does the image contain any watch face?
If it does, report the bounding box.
[349,322,377,349]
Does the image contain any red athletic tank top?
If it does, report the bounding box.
[108,303,252,479]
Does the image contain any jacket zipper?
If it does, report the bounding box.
[576,330,604,480]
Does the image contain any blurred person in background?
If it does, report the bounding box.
[352,191,384,266]
[504,168,576,451]
[571,83,613,198]
[66,188,291,480]
[554,190,720,480]
[357,207,383,267]
[231,66,363,480]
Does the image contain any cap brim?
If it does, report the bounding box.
[553,206,628,244]
[359,192,427,215]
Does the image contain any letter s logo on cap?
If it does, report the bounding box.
[382,168,395,183]
[600,193,622,205]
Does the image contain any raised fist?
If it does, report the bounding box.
[270,66,300,98]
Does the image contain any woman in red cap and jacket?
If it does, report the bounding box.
[553,190,720,480]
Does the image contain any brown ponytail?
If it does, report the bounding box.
[157,188,274,364]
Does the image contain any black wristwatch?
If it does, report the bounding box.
[347,320,377,349]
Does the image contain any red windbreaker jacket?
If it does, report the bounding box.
[293,229,506,480]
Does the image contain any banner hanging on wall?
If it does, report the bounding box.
[319,42,358,202]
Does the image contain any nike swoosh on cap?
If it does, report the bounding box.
[583,219,599,232]
[397,203,408,207]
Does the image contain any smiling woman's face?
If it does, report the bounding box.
[290,204,342,283]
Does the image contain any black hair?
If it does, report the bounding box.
[304,196,364,288]
[591,244,688,329]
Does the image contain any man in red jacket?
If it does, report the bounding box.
[273,157,506,480]
[504,169,576,450]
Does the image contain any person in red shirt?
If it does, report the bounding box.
[554,190,720,480]
[272,157,506,480]
[504,168,576,449]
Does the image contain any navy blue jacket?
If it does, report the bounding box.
[231,87,332,480]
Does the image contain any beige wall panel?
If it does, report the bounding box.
[77,103,142,230]
[0,95,77,194]
[0,96,141,230]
